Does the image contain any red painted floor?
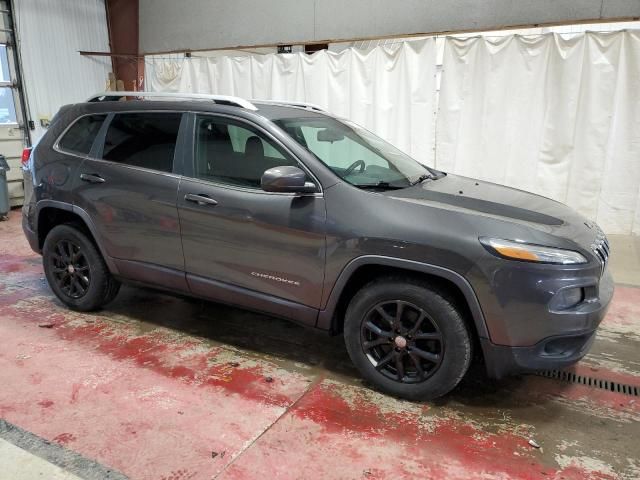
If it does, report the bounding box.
[1,209,639,479]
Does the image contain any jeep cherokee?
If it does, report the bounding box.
[22,92,614,400]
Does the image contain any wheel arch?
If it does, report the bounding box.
[35,200,118,274]
[318,256,489,342]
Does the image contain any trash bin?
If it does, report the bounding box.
[0,154,10,217]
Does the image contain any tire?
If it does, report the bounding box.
[42,224,120,312]
[344,276,472,400]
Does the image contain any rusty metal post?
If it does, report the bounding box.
[105,0,142,91]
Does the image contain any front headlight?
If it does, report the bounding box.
[480,238,588,265]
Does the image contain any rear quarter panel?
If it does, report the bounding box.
[31,106,85,209]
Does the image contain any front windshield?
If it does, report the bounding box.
[274,116,433,188]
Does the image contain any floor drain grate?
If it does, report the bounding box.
[535,370,640,397]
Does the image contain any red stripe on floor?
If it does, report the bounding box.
[0,304,312,479]
[219,380,618,480]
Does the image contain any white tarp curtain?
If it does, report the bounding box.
[146,32,640,234]
[438,31,640,235]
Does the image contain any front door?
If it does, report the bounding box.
[178,114,326,323]
[74,111,187,288]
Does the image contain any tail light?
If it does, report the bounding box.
[21,147,32,167]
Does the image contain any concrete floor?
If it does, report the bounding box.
[1,208,639,479]
[0,437,82,480]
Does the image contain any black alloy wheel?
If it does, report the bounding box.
[49,239,91,299]
[344,277,472,400]
[361,300,444,384]
[43,224,120,311]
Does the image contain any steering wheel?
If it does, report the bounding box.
[344,160,366,176]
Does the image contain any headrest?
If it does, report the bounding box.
[245,136,264,160]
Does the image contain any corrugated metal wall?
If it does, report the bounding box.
[14,0,112,142]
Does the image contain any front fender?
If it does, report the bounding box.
[316,255,489,340]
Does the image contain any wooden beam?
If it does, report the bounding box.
[79,51,140,58]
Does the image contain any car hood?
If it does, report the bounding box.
[384,174,600,250]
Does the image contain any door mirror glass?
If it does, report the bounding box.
[261,166,317,193]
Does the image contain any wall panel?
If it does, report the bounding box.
[140,0,640,54]
[14,0,112,141]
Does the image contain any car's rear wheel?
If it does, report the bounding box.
[43,224,120,311]
[344,277,472,400]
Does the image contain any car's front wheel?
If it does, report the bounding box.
[43,224,120,312]
[344,277,472,400]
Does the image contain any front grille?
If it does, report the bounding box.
[590,224,610,275]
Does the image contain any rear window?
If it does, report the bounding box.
[101,112,182,173]
[58,114,107,155]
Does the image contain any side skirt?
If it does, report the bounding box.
[187,273,318,327]
[111,258,319,328]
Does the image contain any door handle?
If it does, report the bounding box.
[80,173,105,184]
[185,193,218,206]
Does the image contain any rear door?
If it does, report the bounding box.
[177,114,326,322]
[73,111,188,289]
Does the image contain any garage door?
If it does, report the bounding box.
[0,120,23,207]
[1,4,29,207]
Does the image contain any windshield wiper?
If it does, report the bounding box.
[353,181,406,190]
[410,174,434,186]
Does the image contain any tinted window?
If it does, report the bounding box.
[58,114,107,155]
[194,116,299,188]
[102,112,182,173]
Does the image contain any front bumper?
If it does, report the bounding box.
[480,268,614,379]
[481,330,598,378]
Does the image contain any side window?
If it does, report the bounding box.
[101,112,182,173]
[58,114,107,155]
[194,116,299,188]
[227,125,286,160]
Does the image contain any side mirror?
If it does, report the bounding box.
[261,166,317,194]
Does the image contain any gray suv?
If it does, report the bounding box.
[22,92,614,400]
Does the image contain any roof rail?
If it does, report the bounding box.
[251,99,327,113]
[86,91,258,111]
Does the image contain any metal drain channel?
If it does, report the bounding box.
[536,370,640,397]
